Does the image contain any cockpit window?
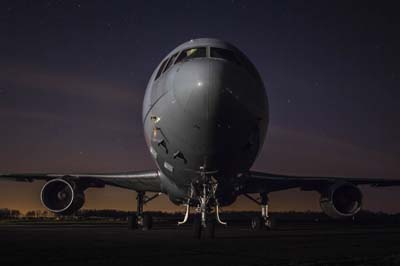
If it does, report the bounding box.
[211,47,259,79]
[163,52,179,73]
[175,47,206,64]
[210,47,241,65]
[155,58,169,80]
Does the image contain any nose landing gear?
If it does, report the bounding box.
[178,167,227,239]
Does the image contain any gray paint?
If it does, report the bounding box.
[142,38,268,203]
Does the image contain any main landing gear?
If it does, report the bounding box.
[128,191,161,231]
[178,167,227,239]
[244,192,276,231]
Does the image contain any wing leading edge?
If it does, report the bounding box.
[0,170,161,192]
[242,171,400,194]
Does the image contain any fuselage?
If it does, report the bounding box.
[142,38,268,204]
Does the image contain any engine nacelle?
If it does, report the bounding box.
[40,179,85,215]
[319,182,362,219]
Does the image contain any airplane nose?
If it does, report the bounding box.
[173,60,217,120]
[173,59,265,122]
[171,58,268,172]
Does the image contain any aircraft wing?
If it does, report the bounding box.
[242,170,400,194]
[0,170,161,192]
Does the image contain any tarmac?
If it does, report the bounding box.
[1,221,400,266]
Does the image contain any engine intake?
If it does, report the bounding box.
[40,179,85,215]
[320,182,362,219]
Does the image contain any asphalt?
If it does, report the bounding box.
[1,222,400,266]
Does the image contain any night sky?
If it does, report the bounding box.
[1,1,399,213]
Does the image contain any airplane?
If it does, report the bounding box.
[2,38,400,238]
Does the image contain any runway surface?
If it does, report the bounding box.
[1,222,400,266]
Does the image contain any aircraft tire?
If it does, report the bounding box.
[265,217,276,230]
[193,214,202,239]
[205,219,216,239]
[128,215,138,230]
[250,216,263,231]
[142,214,153,231]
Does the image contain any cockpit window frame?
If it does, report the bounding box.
[174,47,207,65]
[155,45,256,82]
[209,47,260,79]
[162,52,179,74]
[154,58,169,81]
[210,47,242,66]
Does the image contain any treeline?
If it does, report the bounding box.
[0,209,179,220]
[0,209,54,218]
[0,209,21,218]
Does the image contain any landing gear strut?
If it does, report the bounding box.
[178,167,227,239]
[128,191,161,231]
[244,192,275,231]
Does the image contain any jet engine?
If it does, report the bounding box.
[319,182,362,219]
[40,179,85,215]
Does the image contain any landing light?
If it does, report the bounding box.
[197,81,203,87]
[151,116,161,123]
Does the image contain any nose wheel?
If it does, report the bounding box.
[192,214,202,238]
[192,214,217,239]
[178,167,226,239]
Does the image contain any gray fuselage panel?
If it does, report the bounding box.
[142,38,268,204]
